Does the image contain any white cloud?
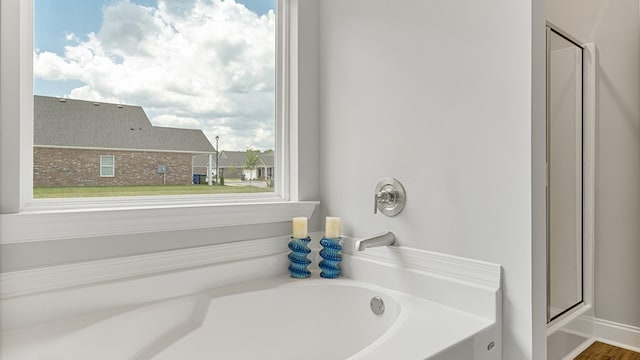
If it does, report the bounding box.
[34,0,276,151]
[152,113,202,129]
[64,32,79,42]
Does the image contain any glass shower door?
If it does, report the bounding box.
[547,26,584,322]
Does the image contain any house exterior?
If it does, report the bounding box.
[252,151,274,180]
[192,150,274,181]
[34,96,215,187]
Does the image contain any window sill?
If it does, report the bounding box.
[0,197,319,244]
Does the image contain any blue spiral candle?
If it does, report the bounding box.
[319,237,342,278]
[288,237,311,278]
[288,217,311,278]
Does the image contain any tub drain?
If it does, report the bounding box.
[370,296,385,315]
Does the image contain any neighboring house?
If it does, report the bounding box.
[34,95,215,187]
[192,150,274,181]
[254,151,274,180]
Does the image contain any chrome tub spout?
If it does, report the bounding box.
[355,231,396,251]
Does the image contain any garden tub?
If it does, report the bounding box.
[0,237,502,359]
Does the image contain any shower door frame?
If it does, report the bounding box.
[545,22,596,326]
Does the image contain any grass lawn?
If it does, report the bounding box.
[33,184,273,198]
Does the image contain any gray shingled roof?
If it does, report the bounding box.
[34,96,215,153]
[257,152,274,167]
[219,151,250,167]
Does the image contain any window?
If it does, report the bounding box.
[1,0,318,242]
[100,155,115,177]
[32,0,278,198]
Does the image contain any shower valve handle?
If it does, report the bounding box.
[374,187,397,214]
[373,178,406,217]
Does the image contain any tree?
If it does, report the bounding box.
[244,148,259,186]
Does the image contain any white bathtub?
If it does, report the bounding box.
[0,237,502,360]
[155,280,403,359]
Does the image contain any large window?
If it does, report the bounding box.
[33,0,277,198]
[0,0,318,243]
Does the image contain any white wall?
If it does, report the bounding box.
[547,0,640,328]
[318,1,545,359]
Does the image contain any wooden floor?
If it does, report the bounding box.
[575,341,640,360]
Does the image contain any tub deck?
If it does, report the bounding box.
[2,275,495,360]
[1,238,502,360]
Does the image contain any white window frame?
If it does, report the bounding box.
[100,155,115,177]
[0,0,317,244]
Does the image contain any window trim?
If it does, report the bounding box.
[0,0,317,244]
[100,155,115,177]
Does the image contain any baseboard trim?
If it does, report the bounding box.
[547,304,593,337]
[549,312,640,359]
[593,318,640,351]
[0,236,289,299]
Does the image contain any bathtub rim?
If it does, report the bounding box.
[1,232,503,359]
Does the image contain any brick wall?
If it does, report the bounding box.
[34,147,193,187]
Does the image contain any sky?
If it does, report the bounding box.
[34,0,276,151]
